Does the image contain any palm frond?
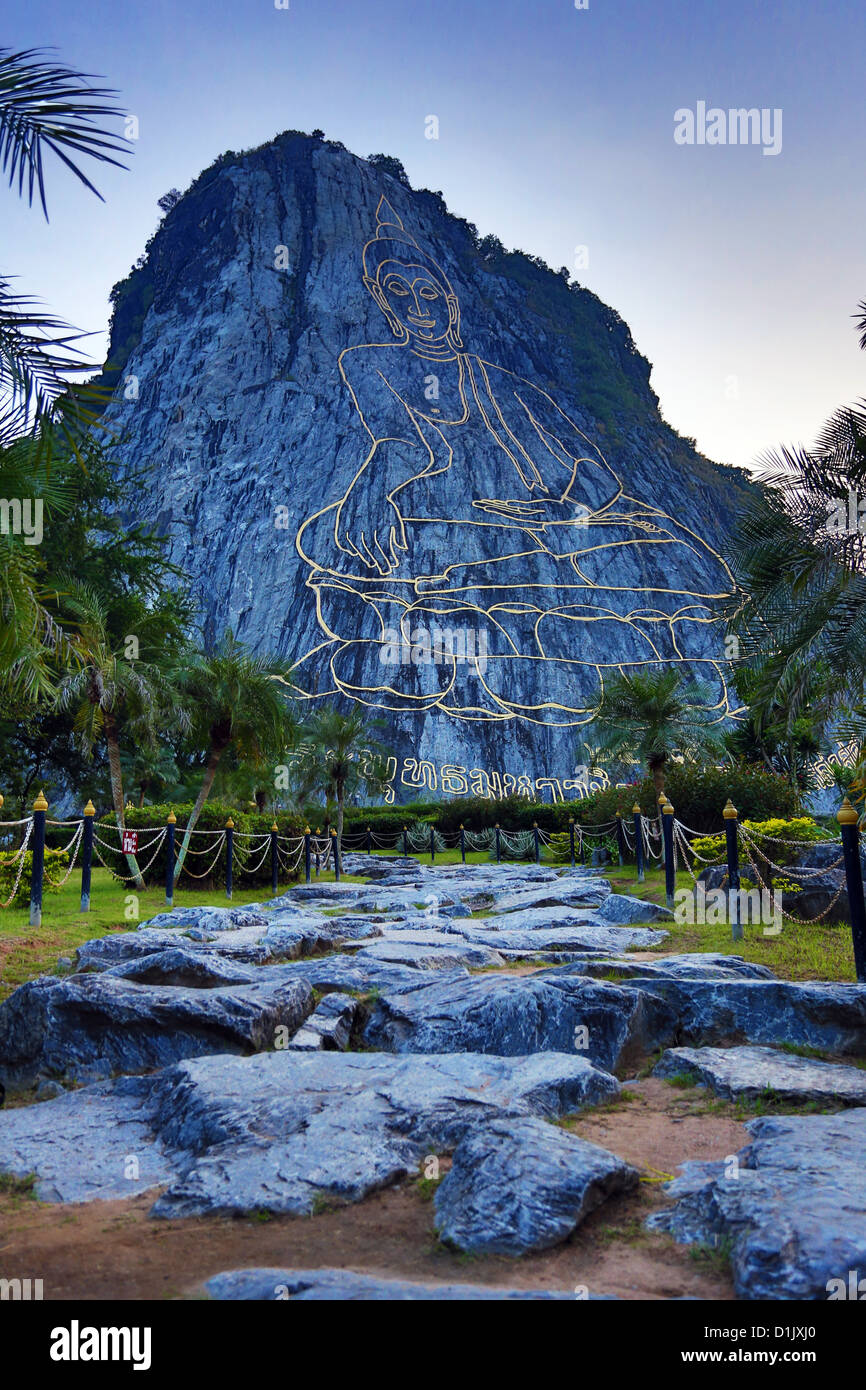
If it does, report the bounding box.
[0,46,129,218]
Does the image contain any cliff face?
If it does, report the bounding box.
[102,132,749,801]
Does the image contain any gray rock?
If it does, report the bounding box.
[147,1050,619,1218]
[142,906,268,932]
[364,970,677,1072]
[648,1109,866,1299]
[350,937,505,971]
[626,976,866,1056]
[35,1079,65,1101]
[0,1050,619,1213]
[0,970,314,1088]
[434,1116,638,1254]
[0,1077,176,1202]
[105,948,258,988]
[444,920,667,955]
[654,1044,866,1106]
[596,893,674,925]
[493,882,611,914]
[288,992,359,1050]
[559,953,775,982]
[205,1268,577,1300]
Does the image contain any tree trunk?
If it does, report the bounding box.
[104,712,144,889]
[335,784,344,878]
[649,757,666,801]
[173,743,226,880]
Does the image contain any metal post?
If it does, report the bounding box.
[315,828,321,876]
[165,810,176,906]
[657,794,667,871]
[533,821,540,864]
[80,799,95,912]
[430,825,435,864]
[662,802,675,910]
[460,823,466,863]
[29,790,47,928]
[402,825,409,858]
[366,825,372,854]
[331,828,340,882]
[304,827,312,884]
[495,823,501,864]
[633,803,644,883]
[838,798,866,982]
[723,799,742,942]
[569,818,575,869]
[225,818,234,900]
[615,811,625,867]
[271,821,279,893]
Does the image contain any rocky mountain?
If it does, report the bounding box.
[100,130,751,801]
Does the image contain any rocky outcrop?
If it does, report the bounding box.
[0,1050,621,1216]
[649,1109,866,1299]
[434,1116,638,1254]
[363,971,678,1072]
[97,131,749,782]
[0,970,313,1089]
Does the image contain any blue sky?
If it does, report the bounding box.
[5,0,865,469]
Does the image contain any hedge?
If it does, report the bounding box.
[341,767,799,840]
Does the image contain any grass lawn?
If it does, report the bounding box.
[0,865,361,1003]
[0,846,858,998]
[603,863,857,983]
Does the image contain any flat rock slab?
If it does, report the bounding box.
[143,906,269,932]
[445,920,667,955]
[648,1109,866,1299]
[0,971,313,1089]
[493,884,611,914]
[0,1077,175,1202]
[0,1051,619,1213]
[434,1116,638,1254]
[350,938,505,971]
[205,1268,578,1300]
[363,971,677,1072]
[561,954,775,983]
[654,1045,866,1105]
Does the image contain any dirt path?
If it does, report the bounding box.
[0,1078,744,1300]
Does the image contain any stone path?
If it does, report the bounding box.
[1,851,865,1299]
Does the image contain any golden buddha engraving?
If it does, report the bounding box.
[293,197,736,726]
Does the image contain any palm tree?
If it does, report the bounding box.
[55,584,172,887]
[172,632,298,878]
[0,437,78,700]
[587,667,725,799]
[291,705,393,873]
[0,49,128,698]
[121,743,180,807]
[725,302,866,728]
[0,47,128,445]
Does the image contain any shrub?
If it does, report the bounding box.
[691,816,830,868]
[0,848,71,906]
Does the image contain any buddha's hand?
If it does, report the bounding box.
[473,497,592,526]
[334,486,408,575]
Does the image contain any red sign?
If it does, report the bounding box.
[122,830,139,854]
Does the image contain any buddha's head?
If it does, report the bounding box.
[363,197,463,350]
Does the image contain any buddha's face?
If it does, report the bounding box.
[373,259,454,344]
